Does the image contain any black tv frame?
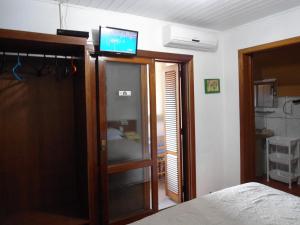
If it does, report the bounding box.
[98,26,138,57]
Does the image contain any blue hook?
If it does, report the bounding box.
[0,52,4,74]
[12,54,23,81]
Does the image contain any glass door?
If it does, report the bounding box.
[97,57,158,225]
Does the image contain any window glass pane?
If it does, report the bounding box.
[106,62,151,164]
[109,167,152,222]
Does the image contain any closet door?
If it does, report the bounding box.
[97,57,158,225]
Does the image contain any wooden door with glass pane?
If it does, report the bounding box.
[97,57,158,225]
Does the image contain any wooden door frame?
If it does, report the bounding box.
[137,50,197,200]
[96,56,158,225]
[87,48,196,225]
[239,36,300,183]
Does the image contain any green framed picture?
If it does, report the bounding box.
[204,79,220,94]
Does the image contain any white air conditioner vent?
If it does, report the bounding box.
[163,25,218,52]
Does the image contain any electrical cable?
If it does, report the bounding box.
[59,1,63,29]
[64,0,69,29]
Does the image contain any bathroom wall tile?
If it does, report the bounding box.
[277,96,286,109]
[265,97,286,118]
[255,96,300,139]
[286,118,300,138]
[286,96,300,119]
[255,116,266,129]
[256,97,286,119]
[266,117,286,136]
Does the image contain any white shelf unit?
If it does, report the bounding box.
[266,136,300,189]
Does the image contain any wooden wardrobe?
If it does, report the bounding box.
[0,29,98,225]
[0,28,197,225]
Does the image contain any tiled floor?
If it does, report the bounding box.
[255,177,300,197]
[158,179,177,210]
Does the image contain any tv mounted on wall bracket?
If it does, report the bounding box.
[99,26,138,56]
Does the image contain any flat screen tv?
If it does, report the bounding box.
[99,26,138,56]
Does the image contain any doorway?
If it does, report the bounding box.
[239,37,300,197]
[94,50,196,225]
[155,62,182,210]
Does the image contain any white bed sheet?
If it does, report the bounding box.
[108,138,142,163]
[131,182,300,225]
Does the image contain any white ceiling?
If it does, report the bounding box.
[61,0,300,30]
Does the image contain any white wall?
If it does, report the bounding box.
[221,6,300,188]
[0,0,225,195]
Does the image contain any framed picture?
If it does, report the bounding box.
[204,79,220,94]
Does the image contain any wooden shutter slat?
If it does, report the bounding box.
[164,68,181,202]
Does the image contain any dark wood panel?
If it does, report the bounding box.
[0,29,87,45]
[86,45,193,62]
[138,50,193,62]
[97,59,109,225]
[181,60,197,200]
[239,52,256,183]
[84,55,98,225]
[0,28,92,225]
[0,57,89,223]
[252,44,300,96]
[0,29,86,56]
[98,56,153,65]
[2,211,89,225]
[108,160,153,174]
[149,61,159,212]
[240,35,300,54]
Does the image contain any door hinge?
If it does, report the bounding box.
[101,139,107,152]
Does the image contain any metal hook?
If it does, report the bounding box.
[12,53,23,81]
[54,55,61,81]
[0,52,5,74]
[37,54,47,77]
[64,56,70,78]
[70,58,77,76]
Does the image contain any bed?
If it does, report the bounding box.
[131,182,300,225]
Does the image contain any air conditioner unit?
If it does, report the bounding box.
[163,25,218,52]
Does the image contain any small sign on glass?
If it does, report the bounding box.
[118,90,132,96]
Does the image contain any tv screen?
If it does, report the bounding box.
[99,27,138,55]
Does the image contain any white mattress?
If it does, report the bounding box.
[131,182,300,225]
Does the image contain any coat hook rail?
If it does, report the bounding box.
[0,52,82,60]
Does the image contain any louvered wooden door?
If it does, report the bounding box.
[164,64,182,203]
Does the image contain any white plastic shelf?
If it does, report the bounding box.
[266,136,300,189]
[269,169,298,184]
[268,136,299,146]
[269,152,299,165]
